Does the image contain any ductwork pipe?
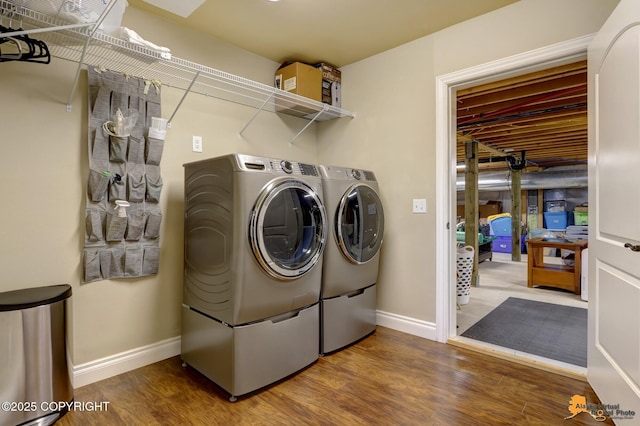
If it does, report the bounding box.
[456,166,587,191]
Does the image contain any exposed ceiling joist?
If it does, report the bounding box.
[478,142,510,157]
[457,133,511,157]
[457,60,587,172]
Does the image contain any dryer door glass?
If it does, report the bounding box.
[250,179,327,280]
[336,184,385,264]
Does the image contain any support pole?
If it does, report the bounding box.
[464,140,479,286]
[511,169,522,261]
[537,189,544,233]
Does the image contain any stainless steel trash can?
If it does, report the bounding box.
[0,284,73,426]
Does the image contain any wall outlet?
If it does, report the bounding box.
[192,136,202,153]
[413,198,427,214]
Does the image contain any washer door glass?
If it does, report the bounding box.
[250,178,327,280]
[336,184,384,264]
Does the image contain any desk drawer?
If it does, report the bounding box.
[531,265,575,292]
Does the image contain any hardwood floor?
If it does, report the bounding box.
[58,327,612,425]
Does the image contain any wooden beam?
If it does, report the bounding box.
[456,60,587,97]
[511,169,522,262]
[521,189,528,234]
[464,140,479,286]
[457,132,512,158]
[538,189,544,230]
[457,132,473,143]
[477,142,508,157]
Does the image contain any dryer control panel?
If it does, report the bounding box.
[318,165,377,182]
[236,154,319,177]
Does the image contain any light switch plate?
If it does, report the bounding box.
[413,198,427,214]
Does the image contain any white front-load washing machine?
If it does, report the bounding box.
[319,165,384,354]
[181,153,327,400]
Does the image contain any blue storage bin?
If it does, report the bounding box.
[492,236,512,253]
[544,212,568,230]
[489,216,511,236]
[492,236,525,253]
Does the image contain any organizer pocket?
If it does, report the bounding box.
[144,212,162,239]
[109,135,128,163]
[83,249,102,283]
[145,174,163,203]
[106,213,127,242]
[109,173,126,201]
[127,172,146,202]
[88,168,110,202]
[124,245,143,277]
[142,246,160,275]
[85,210,105,243]
[126,211,146,241]
[91,86,112,120]
[127,135,145,164]
[145,137,164,166]
[100,248,125,279]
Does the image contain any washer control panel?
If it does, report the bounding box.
[271,159,319,176]
[237,154,319,176]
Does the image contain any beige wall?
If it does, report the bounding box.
[317,0,618,324]
[0,8,317,365]
[0,0,617,367]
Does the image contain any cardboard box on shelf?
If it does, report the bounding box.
[275,62,322,116]
[315,62,341,108]
[479,201,502,218]
[457,201,503,219]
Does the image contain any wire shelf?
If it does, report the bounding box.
[0,0,356,126]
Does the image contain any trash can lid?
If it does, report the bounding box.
[0,284,72,312]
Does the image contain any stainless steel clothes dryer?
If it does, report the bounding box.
[181,153,327,400]
[319,165,384,354]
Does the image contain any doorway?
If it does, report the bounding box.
[435,35,593,371]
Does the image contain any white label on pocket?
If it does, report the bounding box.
[284,76,297,92]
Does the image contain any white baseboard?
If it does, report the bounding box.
[70,312,434,388]
[72,336,181,388]
[376,310,437,341]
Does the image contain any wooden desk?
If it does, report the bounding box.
[527,238,588,294]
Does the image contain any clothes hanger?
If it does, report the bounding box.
[0,10,51,64]
[0,36,22,61]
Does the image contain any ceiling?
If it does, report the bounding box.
[126,0,518,67]
[456,60,588,172]
[124,0,586,174]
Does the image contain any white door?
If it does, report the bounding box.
[588,0,640,420]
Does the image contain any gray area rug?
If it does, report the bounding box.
[461,297,587,367]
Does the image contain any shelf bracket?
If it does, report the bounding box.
[288,104,329,146]
[239,92,275,137]
[167,71,201,125]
